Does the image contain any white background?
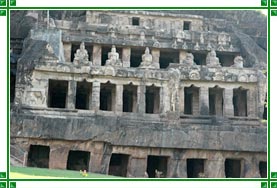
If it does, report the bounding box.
[1,0,273,187]
[270,12,277,173]
[14,181,263,188]
[15,0,262,7]
[0,13,7,173]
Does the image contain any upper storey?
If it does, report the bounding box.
[53,10,240,57]
[86,10,204,31]
[10,10,267,69]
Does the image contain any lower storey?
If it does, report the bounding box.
[11,138,267,178]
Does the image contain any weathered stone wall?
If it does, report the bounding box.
[12,137,266,178]
[10,109,266,153]
[86,11,204,32]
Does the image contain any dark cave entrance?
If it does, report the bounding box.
[108,153,129,177]
[27,145,50,168]
[66,150,90,171]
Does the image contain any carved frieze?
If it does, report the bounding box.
[238,73,248,82]
[25,89,45,106]
[189,70,201,80]
[213,71,225,81]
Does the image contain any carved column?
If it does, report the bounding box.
[215,91,223,115]
[205,155,225,178]
[161,85,170,113]
[199,87,209,115]
[247,89,256,117]
[151,49,160,65]
[179,87,184,114]
[137,84,146,113]
[63,42,72,62]
[128,157,147,177]
[122,47,131,67]
[92,44,102,66]
[116,84,123,112]
[167,158,187,178]
[91,81,100,111]
[224,88,234,116]
[67,80,76,109]
[179,50,186,64]
[89,142,112,174]
[159,86,164,114]
[243,157,260,178]
[49,147,68,170]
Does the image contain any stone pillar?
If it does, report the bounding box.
[67,80,76,109]
[161,85,170,113]
[243,157,260,178]
[215,92,223,115]
[91,81,100,111]
[137,84,146,113]
[122,47,131,67]
[163,85,170,113]
[167,158,187,178]
[205,157,225,178]
[247,89,256,117]
[179,50,186,64]
[92,44,102,66]
[63,42,72,62]
[116,84,123,112]
[128,157,147,177]
[179,87,184,114]
[192,89,200,115]
[89,142,112,174]
[23,152,28,166]
[159,86,164,114]
[199,87,209,115]
[152,49,160,65]
[49,147,68,170]
[224,88,234,116]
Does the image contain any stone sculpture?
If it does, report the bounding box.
[218,32,230,45]
[206,49,221,67]
[232,55,244,68]
[182,53,195,66]
[200,33,204,44]
[168,69,180,112]
[73,42,89,64]
[140,47,159,69]
[105,45,122,66]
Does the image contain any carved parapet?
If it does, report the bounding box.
[34,61,259,84]
[62,29,240,53]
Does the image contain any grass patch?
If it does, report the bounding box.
[10,166,121,179]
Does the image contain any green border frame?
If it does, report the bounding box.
[1,0,274,187]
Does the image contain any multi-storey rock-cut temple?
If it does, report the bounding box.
[10,10,267,178]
